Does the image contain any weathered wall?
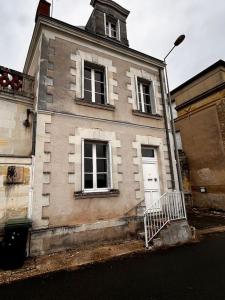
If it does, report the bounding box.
[175,80,225,209]
[0,93,34,227]
[0,158,32,225]
[25,24,175,254]
[31,113,170,229]
[0,98,33,156]
[174,66,225,106]
[29,28,173,229]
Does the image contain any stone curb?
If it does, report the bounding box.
[197,225,225,236]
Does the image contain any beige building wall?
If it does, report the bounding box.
[0,91,34,227]
[25,21,175,254]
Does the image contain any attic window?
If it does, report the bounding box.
[104,14,120,40]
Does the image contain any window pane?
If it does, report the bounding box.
[144,94,151,105]
[95,81,105,94]
[96,144,107,158]
[84,143,92,157]
[84,67,91,79]
[85,174,93,189]
[97,174,107,188]
[95,92,105,104]
[84,90,92,102]
[138,82,141,92]
[145,105,152,114]
[84,78,91,91]
[95,70,104,82]
[143,84,150,95]
[111,23,116,31]
[111,29,117,38]
[141,147,155,158]
[85,158,93,172]
[97,159,107,172]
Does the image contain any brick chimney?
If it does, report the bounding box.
[35,0,51,22]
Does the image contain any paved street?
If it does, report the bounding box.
[1,233,225,300]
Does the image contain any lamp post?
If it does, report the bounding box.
[164,35,185,192]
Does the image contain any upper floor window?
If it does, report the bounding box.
[104,14,120,40]
[84,62,106,104]
[137,79,156,114]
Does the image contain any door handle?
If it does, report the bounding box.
[148,178,153,181]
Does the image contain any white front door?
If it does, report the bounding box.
[142,148,161,211]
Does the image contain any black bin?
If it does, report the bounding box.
[0,218,32,270]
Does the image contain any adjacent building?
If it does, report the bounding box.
[0,66,34,236]
[171,60,225,210]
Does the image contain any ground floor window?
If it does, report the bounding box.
[83,140,110,191]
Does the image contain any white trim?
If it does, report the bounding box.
[151,81,157,114]
[108,141,113,189]
[117,19,121,41]
[104,13,107,35]
[83,141,111,192]
[81,139,84,191]
[105,66,109,104]
[91,68,95,103]
[134,75,139,110]
[81,58,84,98]
[93,143,97,188]
[139,83,145,113]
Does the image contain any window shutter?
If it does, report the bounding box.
[105,66,109,104]
[134,75,139,110]
[151,81,158,114]
[81,58,84,99]
[117,19,121,41]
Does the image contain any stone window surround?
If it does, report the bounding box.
[69,128,122,194]
[70,50,118,106]
[133,135,168,201]
[127,67,163,115]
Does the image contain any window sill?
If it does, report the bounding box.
[74,189,120,200]
[132,110,162,119]
[75,99,115,111]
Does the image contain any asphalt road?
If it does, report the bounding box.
[1,233,225,300]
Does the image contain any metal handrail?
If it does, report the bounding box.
[144,191,187,248]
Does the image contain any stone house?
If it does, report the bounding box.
[0,0,188,255]
[171,60,225,210]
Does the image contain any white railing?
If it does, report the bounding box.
[144,191,187,248]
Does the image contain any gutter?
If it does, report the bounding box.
[159,68,175,190]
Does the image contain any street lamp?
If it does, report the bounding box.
[164,34,185,192]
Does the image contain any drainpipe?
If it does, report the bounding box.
[159,67,176,190]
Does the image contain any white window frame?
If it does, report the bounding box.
[82,140,112,193]
[104,13,120,40]
[83,63,106,104]
[136,78,157,114]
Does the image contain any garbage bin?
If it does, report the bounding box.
[1,218,32,270]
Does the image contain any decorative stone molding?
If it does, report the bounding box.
[69,127,122,193]
[32,114,52,229]
[126,67,163,114]
[70,50,118,105]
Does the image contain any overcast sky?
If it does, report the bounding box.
[0,0,225,89]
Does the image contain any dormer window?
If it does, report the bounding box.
[106,20,117,39]
[104,14,120,40]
